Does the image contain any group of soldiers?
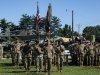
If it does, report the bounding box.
[9,39,65,74]
[69,40,100,66]
[3,38,100,74]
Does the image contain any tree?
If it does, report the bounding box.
[0,18,17,32]
[51,16,62,32]
[39,17,46,30]
[19,14,35,29]
[83,25,100,42]
[39,16,62,36]
[0,18,8,29]
[62,24,72,37]
[57,24,78,38]
[7,22,17,31]
[58,28,63,37]
[83,26,95,40]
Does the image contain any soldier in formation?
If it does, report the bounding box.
[22,41,32,72]
[34,40,44,72]
[77,41,85,66]
[44,40,54,75]
[10,42,15,65]
[69,40,100,66]
[13,40,21,66]
[55,40,65,72]
[7,38,100,74]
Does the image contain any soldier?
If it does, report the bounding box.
[34,40,44,72]
[98,44,100,66]
[94,44,99,66]
[10,42,15,65]
[69,42,79,65]
[87,43,95,66]
[0,42,3,59]
[52,41,57,66]
[22,41,32,72]
[31,42,36,66]
[78,41,85,66]
[44,40,54,75]
[13,40,21,66]
[55,40,65,72]
[20,42,26,65]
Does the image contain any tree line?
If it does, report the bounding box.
[0,14,78,38]
[82,25,100,42]
[0,14,100,42]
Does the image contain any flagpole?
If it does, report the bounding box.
[45,3,52,40]
[35,1,40,41]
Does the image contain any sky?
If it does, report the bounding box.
[0,0,100,34]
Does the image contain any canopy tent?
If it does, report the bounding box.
[51,36,71,43]
[50,36,61,42]
[60,37,71,43]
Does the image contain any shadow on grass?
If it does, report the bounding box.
[0,71,44,75]
[94,66,100,69]
[0,63,13,66]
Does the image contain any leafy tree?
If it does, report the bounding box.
[19,14,35,29]
[40,17,46,30]
[83,25,100,42]
[58,28,63,37]
[51,16,62,31]
[0,18,8,29]
[83,26,95,40]
[7,22,17,31]
[62,24,72,37]
[57,24,78,38]
[0,19,17,32]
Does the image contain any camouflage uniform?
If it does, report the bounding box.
[10,43,16,65]
[69,43,79,65]
[20,42,26,65]
[56,44,65,72]
[0,43,3,59]
[13,40,21,66]
[22,41,32,72]
[44,40,54,75]
[78,43,85,66]
[87,43,95,66]
[98,44,100,66]
[34,42,44,72]
[52,44,57,66]
[31,43,36,66]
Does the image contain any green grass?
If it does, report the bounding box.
[0,59,100,75]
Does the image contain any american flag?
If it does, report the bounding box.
[36,2,40,34]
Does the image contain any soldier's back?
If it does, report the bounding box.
[45,45,53,59]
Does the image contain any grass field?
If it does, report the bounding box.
[0,59,100,75]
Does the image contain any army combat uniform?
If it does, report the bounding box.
[78,43,85,66]
[87,43,95,66]
[13,41,21,66]
[56,44,65,72]
[44,42,54,75]
[10,43,16,65]
[22,42,32,72]
[34,43,44,72]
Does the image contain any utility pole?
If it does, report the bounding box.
[72,10,74,40]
